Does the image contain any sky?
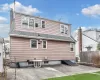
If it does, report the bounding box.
[0,0,100,37]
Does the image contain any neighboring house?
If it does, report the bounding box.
[0,38,3,72]
[9,10,75,66]
[74,28,100,57]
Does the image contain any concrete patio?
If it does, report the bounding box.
[7,65,100,80]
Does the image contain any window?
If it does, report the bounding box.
[70,43,74,51]
[29,18,34,28]
[65,26,68,34]
[41,20,45,28]
[31,39,38,48]
[60,24,68,34]
[60,25,64,33]
[22,16,28,26]
[42,40,47,49]
[35,23,38,27]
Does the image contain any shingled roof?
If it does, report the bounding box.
[10,30,75,42]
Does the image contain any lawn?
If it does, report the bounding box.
[45,73,100,80]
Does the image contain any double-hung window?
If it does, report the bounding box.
[60,24,64,33]
[22,16,28,26]
[31,39,38,49]
[70,43,74,51]
[41,20,45,28]
[60,24,68,34]
[29,18,34,28]
[42,40,47,49]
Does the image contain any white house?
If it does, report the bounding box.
[0,38,3,73]
[74,28,100,57]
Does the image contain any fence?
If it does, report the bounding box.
[80,51,100,64]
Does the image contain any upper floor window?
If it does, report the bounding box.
[41,20,45,28]
[60,25,64,33]
[70,43,74,51]
[22,16,28,26]
[30,39,38,49]
[29,18,34,28]
[65,26,68,34]
[42,40,47,49]
[60,24,68,34]
[35,23,38,27]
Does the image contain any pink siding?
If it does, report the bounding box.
[10,37,75,62]
[14,13,71,37]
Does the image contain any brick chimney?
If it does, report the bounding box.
[78,27,82,54]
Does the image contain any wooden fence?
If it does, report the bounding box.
[80,51,100,64]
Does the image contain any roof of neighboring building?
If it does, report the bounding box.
[10,30,75,42]
[0,38,3,43]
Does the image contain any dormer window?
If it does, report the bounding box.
[60,25,64,33]
[29,18,34,28]
[65,25,68,34]
[41,20,45,28]
[35,23,38,27]
[60,24,68,34]
[22,16,28,26]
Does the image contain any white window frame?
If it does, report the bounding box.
[60,24,64,33]
[42,40,47,49]
[60,24,68,34]
[30,39,38,49]
[29,18,35,29]
[21,16,29,28]
[70,43,75,52]
[41,20,46,28]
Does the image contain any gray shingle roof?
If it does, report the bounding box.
[10,30,75,42]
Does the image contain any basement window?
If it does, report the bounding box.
[31,39,38,49]
[70,43,74,51]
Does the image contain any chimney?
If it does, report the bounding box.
[78,27,82,54]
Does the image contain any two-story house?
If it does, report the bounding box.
[9,10,75,67]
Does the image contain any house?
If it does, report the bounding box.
[9,10,75,67]
[74,28,100,57]
[0,38,3,72]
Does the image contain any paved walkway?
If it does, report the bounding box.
[7,65,100,80]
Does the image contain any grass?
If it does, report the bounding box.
[45,73,100,80]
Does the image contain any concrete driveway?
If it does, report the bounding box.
[7,65,100,80]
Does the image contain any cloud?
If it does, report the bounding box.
[82,4,100,17]
[0,16,7,23]
[0,1,40,15]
